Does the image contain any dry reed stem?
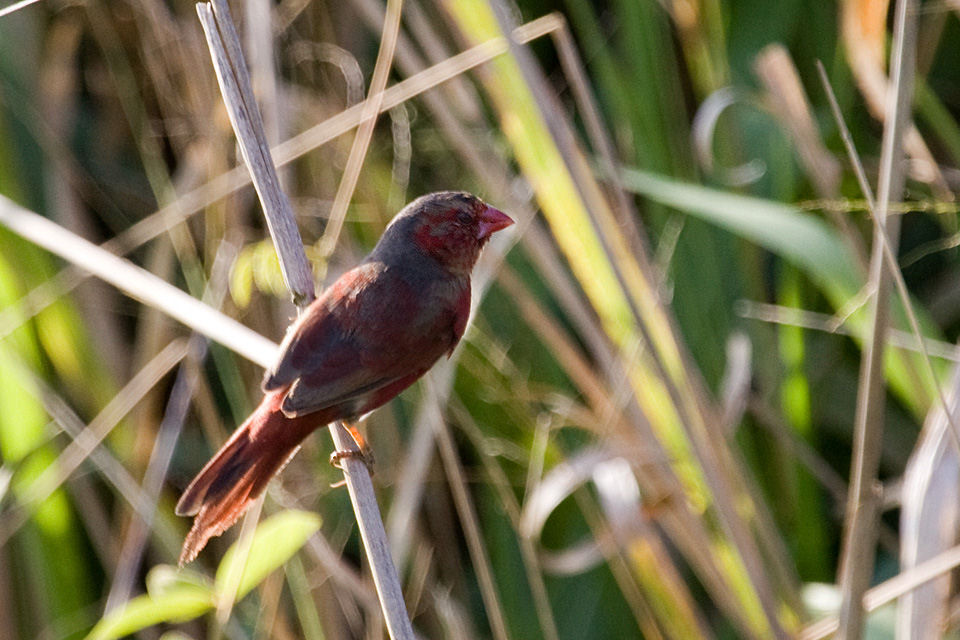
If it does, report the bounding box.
[214,491,266,629]
[753,46,866,267]
[317,0,403,257]
[841,0,952,201]
[0,342,180,550]
[800,542,960,640]
[546,13,650,254]
[105,337,209,611]
[105,246,233,611]
[198,0,414,636]
[0,14,560,344]
[0,0,42,18]
[739,300,960,362]
[430,382,512,640]
[0,339,190,547]
[817,59,960,452]
[0,194,278,366]
[199,0,315,307]
[835,0,916,636]
[453,402,565,640]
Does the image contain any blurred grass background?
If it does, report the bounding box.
[1,0,960,638]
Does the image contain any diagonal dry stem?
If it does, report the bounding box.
[0,339,189,548]
[0,14,561,345]
[800,543,960,640]
[817,59,960,452]
[0,194,277,366]
[104,244,234,611]
[317,0,403,257]
[199,0,314,306]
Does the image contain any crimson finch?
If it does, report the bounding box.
[175,191,513,564]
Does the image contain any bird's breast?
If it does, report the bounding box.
[348,263,466,355]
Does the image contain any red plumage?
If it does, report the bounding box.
[175,192,513,564]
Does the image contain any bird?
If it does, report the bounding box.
[175,191,514,565]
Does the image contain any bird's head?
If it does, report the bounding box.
[376,192,514,273]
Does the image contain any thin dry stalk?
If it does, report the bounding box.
[104,336,209,612]
[0,14,562,344]
[317,0,403,256]
[753,46,865,266]
[302,535,381,610]
[800,543,960,640]
[841,0,952,200]
[748,398,848,505]
[326,423,413,640]
[105,246,233,611]
[835,0,917,636]
[817,59,960,451]
[0,195,277,367]
[753,46,841,197]
[244,0,282,147]
[0,0,42,18]
[403,0,481,119]
[215,493,267,628]
[6,360,182,555]
[384,365,455,568]
[546,13,651,255]
[453,404,563,640]
[0,339,189,547]
[197,1,414,637]
[738,300,960,362]
[198,0,314,306]
[430,383,512,640]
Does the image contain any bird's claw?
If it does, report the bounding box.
[329,447,376,475]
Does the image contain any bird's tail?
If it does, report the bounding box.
[175,391,316,565]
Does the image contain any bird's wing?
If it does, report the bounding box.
[262,262,449,417]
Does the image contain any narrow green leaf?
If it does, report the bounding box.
[618,166,861,295]
[214,510,321,602]
[286,555,327,640]
[617,165,946,415]
[146,564,212,598]
[85,585,214,640]
[442,2,782,636]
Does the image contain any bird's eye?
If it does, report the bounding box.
[456,211,472,225]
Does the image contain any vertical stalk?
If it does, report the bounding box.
[835,0,916,636]
[197,1,414,637]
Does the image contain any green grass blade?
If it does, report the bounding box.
[439,2,787,635]
[617,165,945,416]
[618,167,861,293]
[85,585,215,640]
[214,510,322,602]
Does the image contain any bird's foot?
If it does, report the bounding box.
[329,446,376,475]
[329,420,375,487]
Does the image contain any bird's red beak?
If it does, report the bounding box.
[476,205,514,240]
